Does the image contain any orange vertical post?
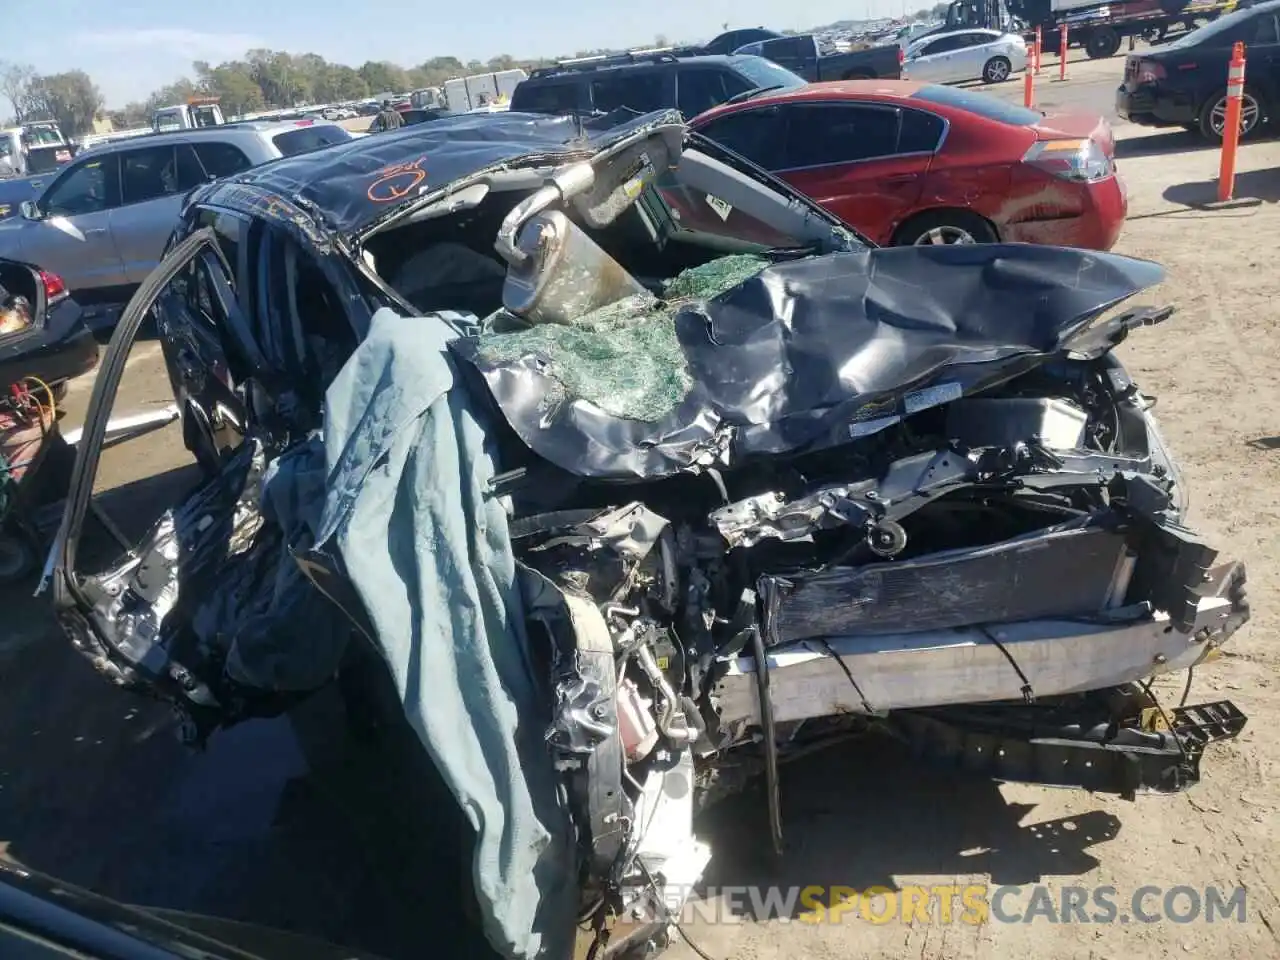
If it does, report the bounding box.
[1034,26,1043,73]
[1059,24,1069,80]
[1024,56,1035,107]
[1218,42,1247,202]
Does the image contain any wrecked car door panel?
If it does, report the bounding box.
[51,227,337,725]
[154,249,250,474]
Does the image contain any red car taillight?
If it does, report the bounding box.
[1022,139,1113,183]
[898,46,905,65]
[39,269,68,304]
[1136,59,1166,83]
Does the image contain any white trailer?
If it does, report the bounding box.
[441,69,527,111]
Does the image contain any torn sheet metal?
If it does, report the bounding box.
[455,243,1165,481]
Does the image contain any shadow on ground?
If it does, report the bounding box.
[0,463,498,960]
[1163,167,1280,207]
[1115,131,1220,160]
[694,735,1120,919]
[0,604,497,960]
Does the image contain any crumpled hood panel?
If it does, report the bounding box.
[454,243,1165,480]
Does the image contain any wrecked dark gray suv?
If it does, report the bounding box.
[48,110,1250,960]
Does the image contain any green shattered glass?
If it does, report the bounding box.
[476,255,768,422]
[662,253,769,302]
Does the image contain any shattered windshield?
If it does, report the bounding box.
[476,254,769,420]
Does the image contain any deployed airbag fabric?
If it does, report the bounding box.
[312,308,575,960]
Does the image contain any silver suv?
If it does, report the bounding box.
[0,119,351,308]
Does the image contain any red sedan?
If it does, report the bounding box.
[684,80,1127,249]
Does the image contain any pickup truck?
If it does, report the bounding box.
[732,33,904,80]
[0,123,77,180]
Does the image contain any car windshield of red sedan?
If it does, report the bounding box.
[911,85,1041,125]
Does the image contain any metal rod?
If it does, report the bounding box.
[749,624,784,857]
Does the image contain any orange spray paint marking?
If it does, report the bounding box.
[368,157,427,203]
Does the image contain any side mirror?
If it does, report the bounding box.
[19,200,39,220]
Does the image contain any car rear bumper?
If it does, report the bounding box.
[0,296,98,392]
[999,172,1127,251]
[1116,84,1199,127]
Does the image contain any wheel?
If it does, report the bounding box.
[893,210,998,246]
[982,56,1012,83]
[1197,86,1265,142]
[842,69,875,80]
[0,529,37,585]
[1084,27,1122,58]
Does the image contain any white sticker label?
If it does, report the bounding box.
[706,194,733,221]
[903,382,963,415]
[849,415,902,438]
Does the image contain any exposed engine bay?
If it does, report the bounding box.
[48,113,1250,960]
[485,291,1249,952]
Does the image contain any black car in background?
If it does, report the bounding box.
[697,26,784,54]
[732,33,905,80]
[508,52,808,118]
[1116,0,1280,140]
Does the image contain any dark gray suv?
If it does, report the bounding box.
[509,52,807,119]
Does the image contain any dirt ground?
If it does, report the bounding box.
[3,49,1280,960]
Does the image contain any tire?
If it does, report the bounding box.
[1197,85,1266,142]
[1084,27,1122,58]
[982,56,1012,83]
[842,69,875,80]
[893,210,999,246]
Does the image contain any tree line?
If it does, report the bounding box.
[0,7,950,137]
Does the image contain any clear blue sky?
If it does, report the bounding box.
[19,0,914,107]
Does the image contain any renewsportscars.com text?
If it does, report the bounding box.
[626,884,1248,925]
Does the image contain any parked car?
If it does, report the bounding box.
[0,119,352,309]
[49,107,1247,960]
[732,33,904,80]
[902,28,1029,83]
[509,52,807,118]
[0,259,96,393]
[0,121,77,179]
[0,258,97,582]
[697,26,784,55]
[1116,0,1280,139]
[895,20,943,48]
[687,80,1126,249]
